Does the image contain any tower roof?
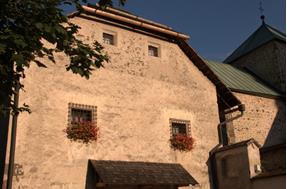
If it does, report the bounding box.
[224,23,285,63]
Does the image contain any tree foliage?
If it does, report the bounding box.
[0,0,126,115]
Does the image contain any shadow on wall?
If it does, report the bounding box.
[206,144,222,189]
[263,99,286,147]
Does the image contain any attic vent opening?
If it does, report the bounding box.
[103,33,115,45]
[170,119,191,137]
[148,45,159,57]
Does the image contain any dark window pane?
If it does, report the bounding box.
[71,108,92,123]
[148,45,158,57]
[103,33,114,45]
[172,122,187,135]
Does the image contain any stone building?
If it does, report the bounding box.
[224,19,286,93]
[1,5,285,189]
[206,17,285,189]
[208,17,286,148]
[3,5,243,189]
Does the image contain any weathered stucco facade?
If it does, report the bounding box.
[230,92,285,147]
[12,15,221,189]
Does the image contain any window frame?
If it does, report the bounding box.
[148,43,160,57]
[169,118,191,137]
[68,103,97,127]
[102,31,117,46]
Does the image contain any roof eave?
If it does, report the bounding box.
[229,88,282,99]
[177,39,242,108]
[79,5,190,40]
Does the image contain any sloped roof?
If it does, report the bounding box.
[206,60,281,97]
[89,160,198,186]
[224,23,286,63]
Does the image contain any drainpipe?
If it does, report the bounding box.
[6,81,20,189]
[218,104,245,146]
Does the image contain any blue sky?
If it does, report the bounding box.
[65,0,286,61]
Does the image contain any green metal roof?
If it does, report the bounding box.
[206,60,281,97]
[224,23,286,63]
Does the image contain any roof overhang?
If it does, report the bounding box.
[86,160,198,188]
[176,39,242,108]
[69,5,190,40]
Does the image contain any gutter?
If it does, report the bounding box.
[87,4,173,30]
[218,104,245,146]
[81,5,190,40]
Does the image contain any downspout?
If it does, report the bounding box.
[209,104,245,189]
[6,81,20,189]
[218,104,245,146]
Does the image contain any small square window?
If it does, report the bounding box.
[172,122,187,135]
[169,119,193,151]
[170,119,191,137]
[103,33,115,45]
[148,45,159,57]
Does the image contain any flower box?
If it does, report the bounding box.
[170,134,195,152]
[64,121,99,144]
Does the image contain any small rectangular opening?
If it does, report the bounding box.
[71,108,92,123]
[148,45,159,57]
[172,122,187,135]
[103,33,114,45]
[170,119,191,137]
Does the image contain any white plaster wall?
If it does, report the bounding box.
[13,15,220,189]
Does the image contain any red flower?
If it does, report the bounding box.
[64,121,99,144]
[170,134,195,152]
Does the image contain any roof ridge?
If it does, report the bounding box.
[224,24,265,63]
[224,23,285,63]
[264,23,286,37]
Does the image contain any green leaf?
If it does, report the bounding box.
[0,44,6,54]
[13,38,27,48]
[35,23,44,30]
[0,0,123,115]
[12,54,25,65]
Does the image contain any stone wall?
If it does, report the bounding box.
[230,92,285,147]
[231,41,286,93]
[251,175,285,189]
[214,141,261,189]
[260,144,285,174]
[12,15,220,189]
[214,140,285,189]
